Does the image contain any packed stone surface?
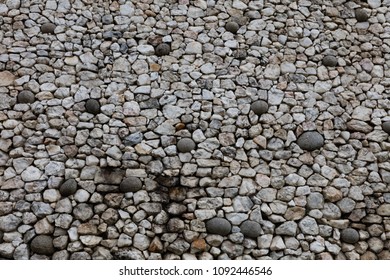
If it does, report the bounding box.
[0,0,389,260]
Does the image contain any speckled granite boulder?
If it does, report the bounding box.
[297,131,324,151]
[206,218,232,236]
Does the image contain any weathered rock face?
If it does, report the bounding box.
[0,71,15,86]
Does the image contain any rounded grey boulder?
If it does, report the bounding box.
[322,55,338,67]
[240,220,262,238]
[31,235,55,255]
[120,177,142,193]
[297,131,324,151]
[59,179,78,197]
[251,100,269,115]
[177,138,196,153]
[340,228,359,244]
[382,121,390,134]
[41,22,57,34]
[206,217,232,236]
[355,9,369,22]
[225,21,240,33]
[155,43,170,56]
[17,90,35,104]
[85,99,100,114]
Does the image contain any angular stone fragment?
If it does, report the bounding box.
[0,214,22,232]
[73,203,93,221]
[299,216,319,235]
[206,217,231,236]
[297,131,324,151]
[0,71,15,87]
[377,204,390,216]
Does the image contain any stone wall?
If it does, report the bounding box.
[0,0,389,260]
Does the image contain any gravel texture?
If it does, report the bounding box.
[0,0,390,260]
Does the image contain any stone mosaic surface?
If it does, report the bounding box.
[0,0,390,260]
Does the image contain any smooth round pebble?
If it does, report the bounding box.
[382,121,390,134]
[240,221,262,238]
[340,228,360,244]
[225,21,240,33]
[297,131,324,151]
[177,138,196,153]
[251,100,269,115]
[41,22,57,34]
[206,217,232,236]
[85,99,100,114]
[322,55,338,67]
[59,179,78,197]
[30,235,55,255]
[17,90,35,104]
[120,177,142,193]
[155,43,170,56]
[355,9,369,22]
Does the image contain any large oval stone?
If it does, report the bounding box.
[155,43,171,56]
[206,217,232,236]
[41,22,57,34]
[59,179,78,197]
[322,55,338,67]
[85,99,100,114]
[297,131,324,151]
[382,121,390,134]
[240,220,262,238]
[251,100,268,115]
[355,9,369,22]
[340,228,359,244]
[177,138,196,153]
[31,235,55,255]
[225,21,240,33]
[120,177,142,193]
[17,90,35,104]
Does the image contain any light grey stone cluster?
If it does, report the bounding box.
[0,0,390,260]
